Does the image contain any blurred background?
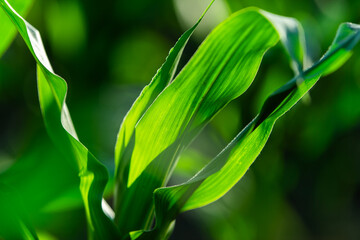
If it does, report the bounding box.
[0,0,359,239]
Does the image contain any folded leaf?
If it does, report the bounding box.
[260,10,307,73]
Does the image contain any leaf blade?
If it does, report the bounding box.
[0,0,33,57]
[0,0,120,238]
[149,20,360,238]
[114,6,282,234]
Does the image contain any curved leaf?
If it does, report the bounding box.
[149,19,360,238]
[0,0,119,238]
[260,10,307,73]
[114,5,282,233]
[114,5,307,236]
[0,0,33,57]
[113,0,215,233]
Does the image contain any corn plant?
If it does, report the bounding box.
[0,0,359,239]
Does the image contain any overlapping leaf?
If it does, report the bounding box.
[0,0,119,238]
[113,1,215,233]
[114,7,281,233]
[113,3,309,235]
[145,16,360,239]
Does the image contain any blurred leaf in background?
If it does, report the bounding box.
[45,0,87,59]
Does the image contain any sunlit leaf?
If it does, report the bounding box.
[146,18,360,239]
[113,1,214,234]
[0,0,33,57]
[114,4,306,236]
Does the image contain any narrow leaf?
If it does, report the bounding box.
[113,0,215,233]
[0,0,33,57]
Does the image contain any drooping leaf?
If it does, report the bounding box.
[260,10,307,73]
[0,0,119,238]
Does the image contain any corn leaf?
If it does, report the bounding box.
[0,0,33,57]
[0,0,119,238]
[114,6,281,234]
[260,10,307,73]
[144,18,360,239]
[113,1,215,233]
[113,3,308,235]
[118,5,305,236]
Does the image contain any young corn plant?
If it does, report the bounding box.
[0,0,359,239]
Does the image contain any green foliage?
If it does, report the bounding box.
[0,0,359,239]
[0,0,33,57]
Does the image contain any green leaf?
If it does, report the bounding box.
[114,0,215,173]
[0,0,119,238]
[114,3,308,235]
[0,0,33,57]
[113,0,214,233]
[114,1,311,234]
[147,20,360,239]
[260,10,307,73]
